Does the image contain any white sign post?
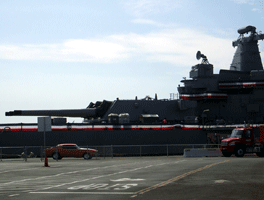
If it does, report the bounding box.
[38,117,51,160]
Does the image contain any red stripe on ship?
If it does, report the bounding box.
[0,125,198,131]
[219,82,264,88]
[180,94,227,100]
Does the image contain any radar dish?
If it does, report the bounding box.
[196,51,209,64]
[196,51,201,60]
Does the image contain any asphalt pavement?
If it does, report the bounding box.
[0,155,263,200]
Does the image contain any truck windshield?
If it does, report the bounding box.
[230,130,243,138]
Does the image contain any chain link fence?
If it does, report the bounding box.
[89,144,220,158]
[0,144,220,161]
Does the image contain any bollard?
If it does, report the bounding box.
[86,145,88,160]
[56,146,58,161]
[40,146,43,162]
[24,146,27,162]
[111,145,113,159]
[104,146,106,159]
[96,146,98,160]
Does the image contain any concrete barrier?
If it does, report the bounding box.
[184,148,222,157]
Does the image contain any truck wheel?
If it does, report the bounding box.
[256,152,264,157]
[222,152,232,157]
[235,147,245,157]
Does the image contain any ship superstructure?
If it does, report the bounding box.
[178,25,264,124]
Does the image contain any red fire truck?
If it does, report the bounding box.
[220,125,264,157]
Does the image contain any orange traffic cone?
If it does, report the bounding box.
[44,156,50,167]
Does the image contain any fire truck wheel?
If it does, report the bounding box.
[235,147,245,157]
[222,152,232,157]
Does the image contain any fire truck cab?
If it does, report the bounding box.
[220,126,264,157]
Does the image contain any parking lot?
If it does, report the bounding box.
[0,156,264,200]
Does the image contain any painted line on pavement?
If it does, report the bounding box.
[29,192,135,195]
[131,160,230,198]
[0,161,151,187]
[8,194,20,197]
[28,160,186,193]
[0,167,41,174]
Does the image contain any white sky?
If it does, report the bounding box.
[1,0,264,123]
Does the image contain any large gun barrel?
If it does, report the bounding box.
[5,108,96,118]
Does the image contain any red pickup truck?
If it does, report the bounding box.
[45,143,98,160]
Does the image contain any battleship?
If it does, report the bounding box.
[1,25,264,154]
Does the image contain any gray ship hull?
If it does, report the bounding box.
[0,128,206,147]
[0,124,211,156]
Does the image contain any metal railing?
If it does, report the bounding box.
[0,144,220,161]
[89,144,220,158]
